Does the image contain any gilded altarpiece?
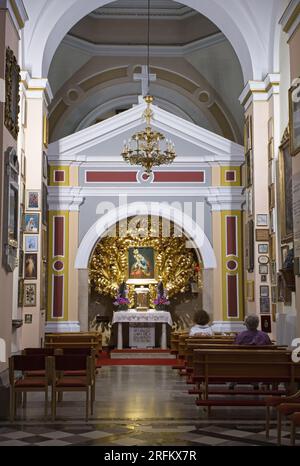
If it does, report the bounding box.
[89,218,202,343]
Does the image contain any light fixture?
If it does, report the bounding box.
[121,0,176,174]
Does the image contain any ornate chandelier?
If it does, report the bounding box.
[121,0,176,174]
[121,95,176,174]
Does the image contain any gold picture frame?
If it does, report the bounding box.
[4,47,20,140]
[279,130,294,242]
[256,229,269,242]
[289,79,300,157]
[126,247,158,285]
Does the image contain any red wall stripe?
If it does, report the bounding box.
[85,171,205,183]
[227,275,238,317]
[153,172,204,182]
[54,217,64,257]
[86,172,137,182]
[226,216,237,256]
[53,276,64,318]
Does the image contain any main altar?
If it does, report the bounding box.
[112,309,173,350]
[88,216,202,347]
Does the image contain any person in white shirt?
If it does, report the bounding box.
[189,309,214,337]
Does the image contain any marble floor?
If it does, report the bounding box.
[0,366,299,446]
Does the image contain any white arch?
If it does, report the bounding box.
[23,0,276,83]
[75,202,217,270]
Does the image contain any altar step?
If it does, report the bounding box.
[110,349,176,360]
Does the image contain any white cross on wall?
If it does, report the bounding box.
[133,65,157,97]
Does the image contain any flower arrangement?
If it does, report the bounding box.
[113,295,130,310]
[154,294,170,310]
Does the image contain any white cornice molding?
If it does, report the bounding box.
[48,101,244,162]
[62,32,226,58]
[20,71,53,105]
[48,186,245,212]
[90,2,196,21]
[2,0,28,31]
[239,73,281,110]
[280,0,300,39]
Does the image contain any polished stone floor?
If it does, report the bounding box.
[0,366,299,446]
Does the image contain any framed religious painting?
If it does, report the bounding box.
[279,133,294,241]
[258,244,269,254]
[260,297,270,314]
[257,214,268,227]
[24,283,36,307]
[25,235,38,252]
[289,79,300,156]
[24,213,39,234]
[26,190,41,211]
[24,253,38,280]
[127,247,157,284]
[261,315,271,333]
[4,47,20,140]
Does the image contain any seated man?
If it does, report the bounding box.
[235,314,272,345]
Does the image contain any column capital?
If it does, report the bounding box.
[48,187,84,211]
[207,187,245,211]
[20,71,53,105]
[239,74,280,110]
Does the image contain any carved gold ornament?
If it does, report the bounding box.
[89,218,201,308]
[5,47,21,140]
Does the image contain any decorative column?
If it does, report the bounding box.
[208,181,245,333]
[46,173,83,332]
[239,75,280,336]
[20,72,52,347]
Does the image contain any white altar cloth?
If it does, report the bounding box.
[112,310,172,326]
[112,310,172,349]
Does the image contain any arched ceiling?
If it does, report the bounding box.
[22,0,287,143]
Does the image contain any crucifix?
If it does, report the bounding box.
[134,65,156,97]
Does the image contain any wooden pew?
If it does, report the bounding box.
[191,348,300,409]
[178,335,236,360]
[45,332,102,353]
[186,343,288,374]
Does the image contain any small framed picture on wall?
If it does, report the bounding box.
[258,244,269,254]
[261,315,271,333]
[25,235,38,252]
[24,283,36,307]
[256,214,268,227]
[26,190,40,211]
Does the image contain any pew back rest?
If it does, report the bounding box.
[193,349,300,382]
